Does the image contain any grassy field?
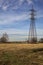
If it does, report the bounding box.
[0,43,43,65]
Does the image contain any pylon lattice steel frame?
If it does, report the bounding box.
[29,6,37,43]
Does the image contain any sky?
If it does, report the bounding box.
[0,0,43,41]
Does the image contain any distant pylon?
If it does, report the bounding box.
[29,5,37,43]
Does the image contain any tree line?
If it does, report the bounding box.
[0,32,43,43]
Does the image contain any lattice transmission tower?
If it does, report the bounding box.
[29,6,37,43]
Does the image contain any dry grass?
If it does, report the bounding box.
[0,43,43,50]
[0,43,43,65]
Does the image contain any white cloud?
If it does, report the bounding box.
[0,28,28,35]
[2,6,7,10]
[0,11,43,25]
[36,10,43,18]
[19,0,24,5]
[0,12,30,25]
[9,35,28,41]
[19,0,33,5]
[2,5,9,11]
[27,0,33,5]
[37,29,43,36]
[0,0,2,7]
[0,28,43,36]
[12,0,34,10]
[0,28,28,41]
[0,28,43,41]
[12,0,24,9]
[12,6,19,10]
[0,0,34,10]
[0,0,9,10]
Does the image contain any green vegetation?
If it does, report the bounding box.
[0,48,43,65]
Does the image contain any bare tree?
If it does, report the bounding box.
[0,33,9,43]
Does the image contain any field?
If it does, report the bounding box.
[0,43,43,65]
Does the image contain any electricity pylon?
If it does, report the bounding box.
[29,6,37,43]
